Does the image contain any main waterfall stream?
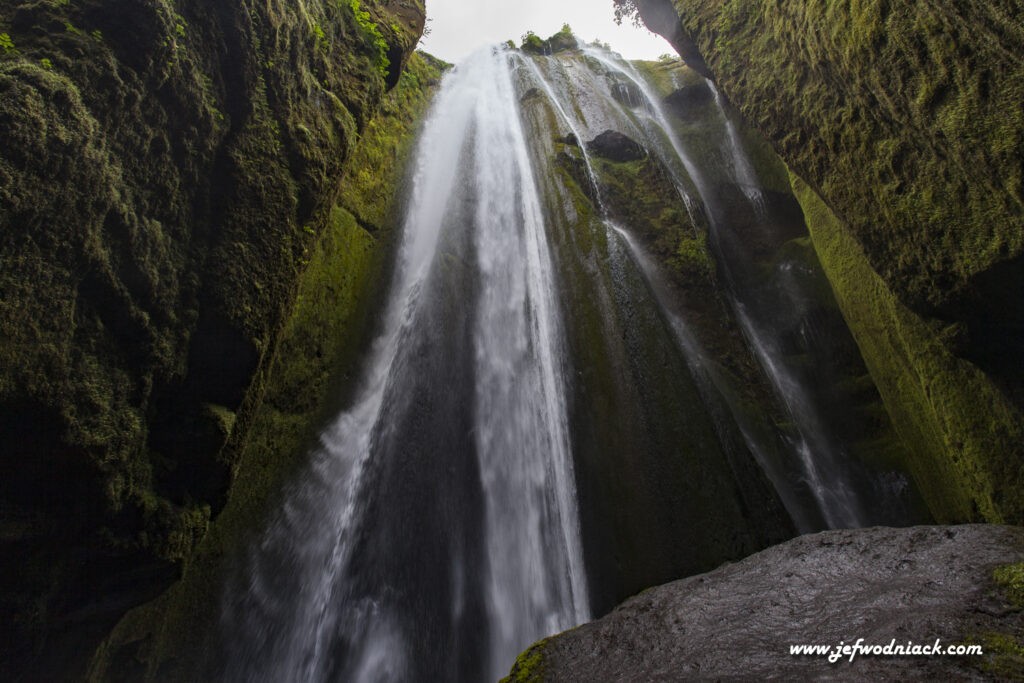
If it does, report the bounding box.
[220,44,923,682]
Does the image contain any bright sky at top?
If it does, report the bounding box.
[417,0,672,64]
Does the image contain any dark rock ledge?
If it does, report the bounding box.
[586,130,647,163]
[506,525,1024,681]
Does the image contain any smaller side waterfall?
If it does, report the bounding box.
[577,46,910,530]
[705,78,767,214]
[517,53,815,532]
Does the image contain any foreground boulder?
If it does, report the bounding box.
[506,526,1024,680]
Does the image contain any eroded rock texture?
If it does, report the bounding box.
[507,525,1024,681]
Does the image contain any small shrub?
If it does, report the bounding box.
[521,30,545,54]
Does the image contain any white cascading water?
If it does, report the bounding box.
[470,46,589,675]
[704,78,767,215]
[515,51,818,532]
[578,46,868,529]
[221,46,588,682]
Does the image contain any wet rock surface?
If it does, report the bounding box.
[586,130,646,162]
[663,81,713,121]
[507,525,1024,681]
[627,0,1024,527]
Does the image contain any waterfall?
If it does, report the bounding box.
[221,46,588,682]
[470,46,589,671]
[218,42,920,683]
[581,46,872,529]
[705,78,767,215]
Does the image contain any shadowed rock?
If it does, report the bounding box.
[663,81,714,121]
[586,130,646,162]
[610,80,644,108]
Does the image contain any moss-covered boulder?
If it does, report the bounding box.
[0,0,424,677]
[625,0,1024,523]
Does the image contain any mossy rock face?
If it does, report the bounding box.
[631,0,1024,523]
[791,172,1024,523]
[638,0,1024,319]
[0,0,424,677]
[87,50,445,683]
[501,638,550,682]
[516,53,797,613]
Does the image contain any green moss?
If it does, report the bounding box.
[88,51,442,682]
[994,563,1024,608]
[971,632,1024,679]
[339,52,448,229]
[791,170,1024,523]
[501,638,550,682]
[632,58,703,96]
[672,230,712,279]
[347,0,390,78]
[645,0,1024,347]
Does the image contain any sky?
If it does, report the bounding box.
[417,0,672,64]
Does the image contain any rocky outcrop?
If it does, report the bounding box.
[521,25,578,55]
[662,80,712,121]
[506,525,1024,681]
[586,130,647,162]
[0,0,424,678]
[625,0,1024,524]
[609,80,643,108]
